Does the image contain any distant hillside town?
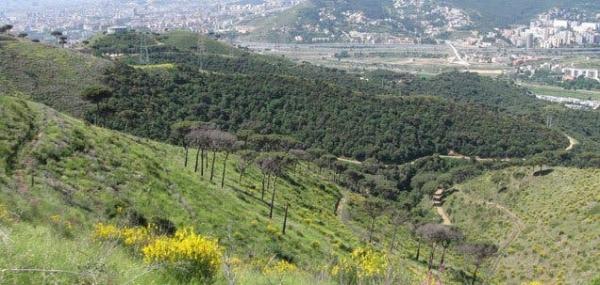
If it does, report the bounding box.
[502,9,600,48]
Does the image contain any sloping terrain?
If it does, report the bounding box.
[249,0,600,41]
[444,0,600,28]
[0,95,452,284]
[0,36,110,116]
[441,167,600,284]
[0,33,568,164]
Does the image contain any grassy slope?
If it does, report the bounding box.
[0,36,110,116]
[441,166,600,284]
[522,83,600,101]
[0,96,446,284]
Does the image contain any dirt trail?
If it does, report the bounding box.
[565,134,578,151]
[336,157,362,165]
[455,191,524,248]
[337,192,350,223]
[435,207,452,225]
[13,104,49,194]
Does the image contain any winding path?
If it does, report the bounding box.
[436,206,452,225]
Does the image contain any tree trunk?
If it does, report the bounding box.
[428,243,437,271]
[95,103,99,125]
[389,225,399,252]
[269,177,277,219]
[440,246,448,268]
[31,170,35,188]
[334,197,341,215]
[221,152,229,188]
[205,150,209,169]
[265,174,271,201]
[210,150,216,182]
[282,203,289,235]
[200,148,205,176]
[184,145,188,167]
[194,146,200,172]
[368,216,376,244]
[261,174,266,200]
[416,240,421,260]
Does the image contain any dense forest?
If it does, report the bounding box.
[405,72,600,153]
[78,32,568,164]
[94,62,565,164]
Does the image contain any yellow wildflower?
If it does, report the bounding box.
[142,227,222,280]
[263,260,297,275]
[93,223,120,240]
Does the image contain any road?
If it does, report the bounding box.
[446,41,470,66]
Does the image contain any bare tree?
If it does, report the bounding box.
[459,243,498,285]
[282,203,289,235]
[170,121,197,167]
[388,209,410,252]
[416,223,454,271]
[256,154,277,201]
[267,156,287,219]
[236,150,256,183]
[364,197,385,244]
[411,223,423,261]
[439,226,464,268]
[183,123,215,174]
[210,130,237,188]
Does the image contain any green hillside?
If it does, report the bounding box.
[0,33,568,165]
[445,0,600,28]
[440,167,600,284]
[249,0,600,40]
[0,36,110,116]
[1,95,471,284]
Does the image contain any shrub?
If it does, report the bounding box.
[93,223,151,247]
[150,216,177,236]
[142,227,222,281]
[263,260,298,275]
[331,247,388,284]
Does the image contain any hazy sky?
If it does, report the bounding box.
[1,0,94,11]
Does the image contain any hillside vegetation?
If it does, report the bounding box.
[0,36,110,116]
[1,95,467,284]
[0,32,568,165]
[445,0,600,28]
[404,71,600,166]
[441,167,600,284]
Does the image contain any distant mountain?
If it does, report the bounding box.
[444,0,600,28]
[245,0,600,42]
[244,0,473,43]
